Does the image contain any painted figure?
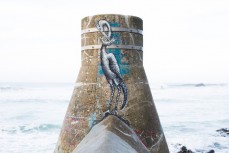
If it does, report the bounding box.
[96,20,128,114]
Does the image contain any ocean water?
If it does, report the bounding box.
[0,82,228,153]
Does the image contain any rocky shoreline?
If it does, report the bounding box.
[174,128,228,153]
[176,145,214,153]
[173,143,214,153]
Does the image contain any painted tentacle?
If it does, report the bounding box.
[108,82,115,110]
[114,85,121,110]
[120,81,128,110]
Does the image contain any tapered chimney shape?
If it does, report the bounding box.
[55,14,169,153]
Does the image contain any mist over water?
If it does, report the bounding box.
[0,82,228,153]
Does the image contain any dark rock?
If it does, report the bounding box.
[181,146,187,152]
[176,144,215,153]
[195,83,205,87]
[177,146,193,153]
[216,128,229,137]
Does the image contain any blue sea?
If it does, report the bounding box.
[0,82,228,153]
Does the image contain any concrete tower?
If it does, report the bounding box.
[55,14,169,153]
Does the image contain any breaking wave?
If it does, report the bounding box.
[2,124,60,134]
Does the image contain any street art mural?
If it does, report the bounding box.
[96,20,128,115]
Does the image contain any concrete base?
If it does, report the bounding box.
[72,115,149,153]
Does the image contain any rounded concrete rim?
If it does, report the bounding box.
[81,14,143,22]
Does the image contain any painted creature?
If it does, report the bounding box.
[96,20,128,114]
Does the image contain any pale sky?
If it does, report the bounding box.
[0,0,229,83]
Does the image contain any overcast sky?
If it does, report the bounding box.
[0,0,229,83]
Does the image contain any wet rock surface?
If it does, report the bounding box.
[177,146,193,153]
[176,144,215,153]
[216,128,229,137]
[206,150,215,153]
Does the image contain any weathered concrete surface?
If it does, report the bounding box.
[55,14,169,153]
[72,115,149,153]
